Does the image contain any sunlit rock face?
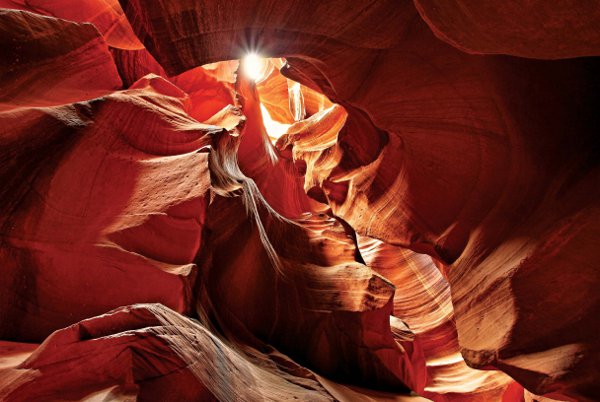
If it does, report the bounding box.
[0,1,599,401]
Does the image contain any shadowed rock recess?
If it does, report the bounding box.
[0,1,598,401]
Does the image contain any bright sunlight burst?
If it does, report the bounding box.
[242,52,265,81]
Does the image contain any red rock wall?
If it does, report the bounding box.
[1,1,599,401]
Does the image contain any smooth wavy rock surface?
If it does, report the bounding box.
[414,0,600,59]
[1,1,599,401]
[0,9,122,111]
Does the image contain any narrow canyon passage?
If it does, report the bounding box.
[0,1,598,402]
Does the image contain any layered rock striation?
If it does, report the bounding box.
[1,1,599,401]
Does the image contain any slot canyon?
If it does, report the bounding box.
[0,1,599,401]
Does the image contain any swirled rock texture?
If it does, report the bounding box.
[0,9,122,111]
[413,0,600,59]
[1,1,599,401]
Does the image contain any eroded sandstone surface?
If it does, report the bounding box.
[0,1,598,401]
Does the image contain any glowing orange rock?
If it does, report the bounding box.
[1,0,599,400]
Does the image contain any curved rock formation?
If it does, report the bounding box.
[414,1,600,59]
[1,1,599,401]
[0,0,142,49]
[0,9,121,111]
[0,74,213,341]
